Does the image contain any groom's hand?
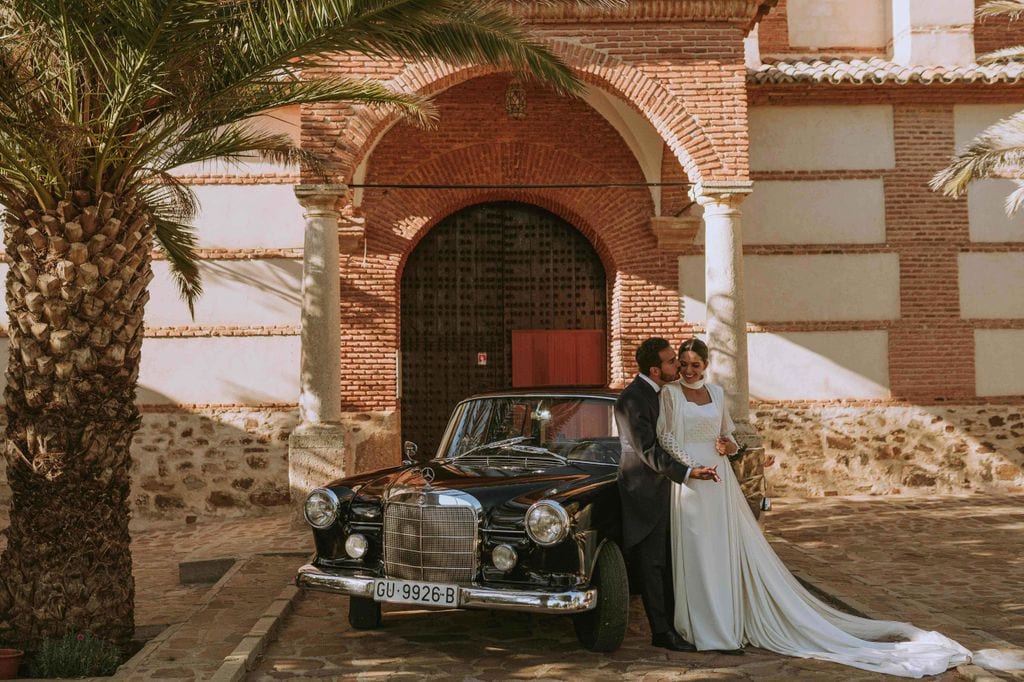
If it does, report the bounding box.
[690,465,720,482]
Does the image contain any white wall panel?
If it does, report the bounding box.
[976,330,1024,396]
[967,179,1024,242]
[147,259,302,327]
[959,253,1024,318]
[745,179,886,244]
[750,105,895,171]
[680,254,900,323]
[190,184,305,249]
[954,104,1024,149]
[137,336,300,404]
[747,331,890,400]
[787,0,888,48]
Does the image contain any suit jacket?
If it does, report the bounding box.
[615,375,691,552]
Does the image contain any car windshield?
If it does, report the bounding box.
[438,396,620,465]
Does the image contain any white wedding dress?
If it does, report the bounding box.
[656,381,973,678]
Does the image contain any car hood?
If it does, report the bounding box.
[340,459,616,525]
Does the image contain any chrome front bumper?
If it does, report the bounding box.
[296,564,597,614]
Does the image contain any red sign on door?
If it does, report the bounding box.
[476,352,488,366]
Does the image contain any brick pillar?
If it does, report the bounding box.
[886,105,974,401]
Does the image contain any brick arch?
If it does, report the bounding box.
[395,190,617,284]
[383,140,649,279]
[339,138,688,413]
[330,41,724,187]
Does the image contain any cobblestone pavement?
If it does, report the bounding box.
[253,494,1024,681]
[2,495,1022,680]
[128,514,310,631]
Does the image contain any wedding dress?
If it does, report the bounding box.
[656,381,973,678]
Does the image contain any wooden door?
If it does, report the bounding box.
[400,202,607,455]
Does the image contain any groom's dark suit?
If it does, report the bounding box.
[615,375,691,636]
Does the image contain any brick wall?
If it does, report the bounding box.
[310,21,752,412]
[340,74,692,411]
[975,0,1024,56]
[303,22,750,187]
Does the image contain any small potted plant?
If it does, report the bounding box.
[0,647,24,680]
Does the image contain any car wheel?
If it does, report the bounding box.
[348,596,382,629]
[572,541,628,652]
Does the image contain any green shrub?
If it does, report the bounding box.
[28,632,122,678]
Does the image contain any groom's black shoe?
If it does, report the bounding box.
[715,648,745,656]
[651,630,697,652]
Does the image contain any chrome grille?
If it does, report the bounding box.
[383,496,478,584]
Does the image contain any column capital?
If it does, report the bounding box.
[294,184,348,212]
[691,181,753,212]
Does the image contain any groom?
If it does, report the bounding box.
[615,337,718,652]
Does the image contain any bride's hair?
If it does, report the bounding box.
[679,338,709,365]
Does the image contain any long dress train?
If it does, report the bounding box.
[656,381,972,679]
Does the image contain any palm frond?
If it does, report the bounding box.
[197,77,437,131]
[931,111,1024,204]
[977,45,1024,63]
[1006,180,1024,215]
[0,0,603,309]
[151,214,203,316]
[977,1,1024,19]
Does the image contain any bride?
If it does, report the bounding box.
[656,338,972,678]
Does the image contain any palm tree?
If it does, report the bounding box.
[931,0,1024,214]
[0,0,610,650]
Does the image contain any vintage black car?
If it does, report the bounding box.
[295,389,631,651]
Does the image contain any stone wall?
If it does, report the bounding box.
[0,407,402,523]
[131,408,400,519]
[1,403,1021,523]
[131,408,298,518]
[755,403,1024,496]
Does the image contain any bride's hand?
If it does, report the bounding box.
[715,438,737,456]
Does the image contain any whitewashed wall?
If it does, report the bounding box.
[786,0,889,49]
[749,105,895,171]
[743,179,886,244]
[975,330,1024,396]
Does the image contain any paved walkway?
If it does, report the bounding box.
[251,494,1024,681]
[1,494,1022,680]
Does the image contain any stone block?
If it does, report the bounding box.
[179,557,236,584]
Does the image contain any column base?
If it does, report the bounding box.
[288,422,348,523]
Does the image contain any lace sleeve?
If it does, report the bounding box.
[657,386,698,468]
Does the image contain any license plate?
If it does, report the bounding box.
[372,579,459,607]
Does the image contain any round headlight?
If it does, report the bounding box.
[303,488,339,529]
[345,533,368,559]
[525,500,570,546]
[492,544,518,572]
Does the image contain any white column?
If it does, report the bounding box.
[289,184,348,520]
[295,184,345,425]
[695,188,754,431]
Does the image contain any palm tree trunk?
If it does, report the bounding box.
[0,189,152,649]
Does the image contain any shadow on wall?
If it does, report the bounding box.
[131,386,299,520]
[684,305,1023,496]
[201,259,302,309]
[755,403,1024,497]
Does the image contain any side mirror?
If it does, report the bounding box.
[402,440,418,465]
